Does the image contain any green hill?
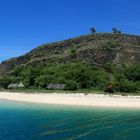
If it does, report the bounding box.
[0,33,140,93]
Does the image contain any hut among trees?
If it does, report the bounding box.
[48,83,65,90]
[8,82,25,89]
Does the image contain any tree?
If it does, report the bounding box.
[104,82,118,93]
[0,77,13,89]
[122,64,140,81]
[35,75,48,88]
[65,80,78,91]
[112,27,122,34]
[117,80,138,93]
[90,27,96,34]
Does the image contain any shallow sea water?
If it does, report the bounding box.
[0,99,140,140]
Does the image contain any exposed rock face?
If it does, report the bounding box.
[0,33,140,76]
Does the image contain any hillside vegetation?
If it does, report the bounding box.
[0,33,140,93]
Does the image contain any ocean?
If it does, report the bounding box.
[0,99,140,140]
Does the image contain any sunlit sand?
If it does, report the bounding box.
[0,92,140,108]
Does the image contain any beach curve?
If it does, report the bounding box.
[0,92,140,108]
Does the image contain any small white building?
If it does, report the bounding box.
[8,82,25,89]
[48,83,65,90]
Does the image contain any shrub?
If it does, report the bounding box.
[70,47,77,59]
[105,62,115,73]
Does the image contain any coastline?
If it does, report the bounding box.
[0,92,140,108]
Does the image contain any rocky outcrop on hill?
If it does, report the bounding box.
[0,33,140,76]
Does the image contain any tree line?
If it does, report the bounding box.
[0,63,139,93]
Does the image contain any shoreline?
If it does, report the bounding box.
[0,92,140,108]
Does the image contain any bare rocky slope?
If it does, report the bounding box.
[0,33,140,76]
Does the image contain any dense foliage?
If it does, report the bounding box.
[0,63,140,93]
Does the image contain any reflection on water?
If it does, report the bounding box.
[0,99,140,140]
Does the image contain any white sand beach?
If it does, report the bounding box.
[0,92,140,108]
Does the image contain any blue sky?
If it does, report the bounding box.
[0,0,140,62]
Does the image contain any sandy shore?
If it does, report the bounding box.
[0,92,140,108]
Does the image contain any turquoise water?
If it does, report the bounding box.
[0,100,140,140]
